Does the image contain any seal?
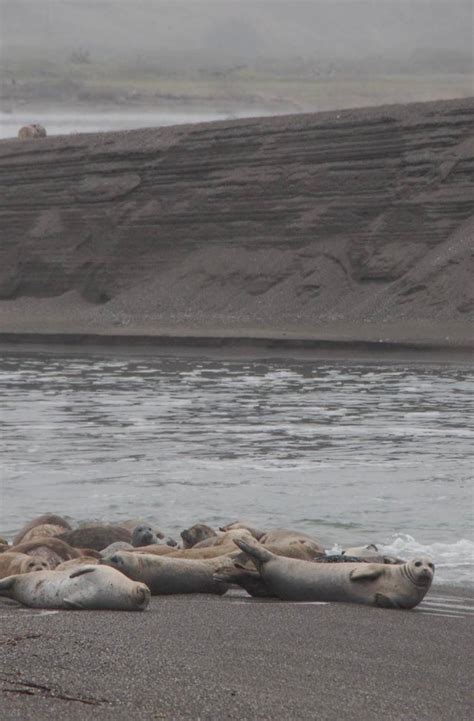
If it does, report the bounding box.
[55,557,100,571]
[259,529,325,556]
[55,525,132,551]
[342,545,404,564]
[131,525,159,547]
[193,529,254,549]
[180,524,218,548]
[0,565,150,610]
[20,524,69,544]
[101,542,134,557]
[11,538,81,568]
[235,537,434,609]
[101,551,233,595]
[0,552,49,579]
[13,514,71,546]
[219,521,265,540]
[17,123,47,139]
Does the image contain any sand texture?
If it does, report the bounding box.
[0,98,473,349]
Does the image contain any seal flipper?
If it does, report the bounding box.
[0,576,16,595]
[374,593,400,609]
[350,565,384,581]
[69,566,97,579]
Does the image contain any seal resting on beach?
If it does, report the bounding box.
[13,514,71,546]
[0,552,49,579]
[55,557,100,571]
[101,551,233,595]
[11,538,81,568]
[55,525,132,551]
[180,523,218,548]
[20,524,69,544]
[17,123,47,139]
[193,529,254,549]
[259,529,325,555]
[0,565,150,610]
[342,545,404,564]
[219,521,265,540]
[235,537,434,609]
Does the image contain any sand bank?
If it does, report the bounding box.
[0,98,473,353]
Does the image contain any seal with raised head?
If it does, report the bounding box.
[13,514,71,546]
[0,552,49,579]
[101,551,232,595]
[180,524,218,549]
[0,565,150,610]
[235,537,434,609]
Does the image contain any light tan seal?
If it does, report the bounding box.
[236,537,434,609]
[193,529,254,549]
[0,552,49,579]
[18,123,47,139]
[13,514,71,546]
[101,551,233,595]
[20,524,68,543]
[55,557,100,572]
[219,521,265,540]
[259,529,325,555]
[0,565,150,610]
[11,538,81,568]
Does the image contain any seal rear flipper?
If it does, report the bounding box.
[350,565,384,581]
[374,593,400,609]
[69,566,97,579]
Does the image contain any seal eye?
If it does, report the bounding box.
[414,561,422,567]
[428,563,434,569]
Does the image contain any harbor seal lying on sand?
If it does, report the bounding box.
[193,529,254,549]
[17,123,47,139]
[101,551,233,595]
[11,538,81,568]
[236,537,434,609]
[0,552,49,579]
[13,514,71,546]
[259,529,325,555]
[180,524,217,548]
[0,565,150,610]
[219,521,265,540]
[20,524,69,543]
[55,557,100,571]
[55,525,132,551]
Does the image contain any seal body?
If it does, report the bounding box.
[55,526,132,551]
[18,123,47,139]
[236,538,434,609]
[13,514,71,545]
[11,538,80,568]
[0,565,150,610]
[101,551,232,595]
[259,529,325,556]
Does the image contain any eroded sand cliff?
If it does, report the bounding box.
[0,98,473,349]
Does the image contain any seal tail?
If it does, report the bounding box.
[234,537,274,566]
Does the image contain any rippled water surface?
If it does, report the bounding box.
[1,352,472,585]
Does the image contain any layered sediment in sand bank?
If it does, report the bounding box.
[0,98,473,352]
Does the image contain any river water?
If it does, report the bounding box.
[1,351,472,586]
[0,108,269,140]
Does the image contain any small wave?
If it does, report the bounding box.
[380,534,474,587]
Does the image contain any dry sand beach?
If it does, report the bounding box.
[1,587,473,721]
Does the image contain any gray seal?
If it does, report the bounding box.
[236,537,434,609]
[0,565,150,610]
[101,551,233,595]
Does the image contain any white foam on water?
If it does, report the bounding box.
[380,534,474,587]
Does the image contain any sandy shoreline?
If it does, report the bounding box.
[1,585,473,721]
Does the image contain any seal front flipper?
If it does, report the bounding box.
[374,593,400,609]
[69,566,97,578]
[350,565,384,582]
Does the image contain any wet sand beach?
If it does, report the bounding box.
[1,586,473,721]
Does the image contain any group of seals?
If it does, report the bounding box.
[0,513,434,611]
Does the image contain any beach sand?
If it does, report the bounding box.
[1,585,473,720]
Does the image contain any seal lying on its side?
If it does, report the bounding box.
[0,565,150,610]
[13,514,72,546]
[101,551,232,595]
[235,537,434,609]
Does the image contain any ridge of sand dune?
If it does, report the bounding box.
[0,98,473,348]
